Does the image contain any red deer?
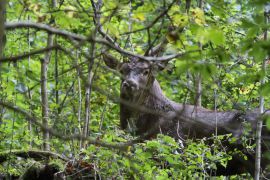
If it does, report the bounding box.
[103,53,270,177]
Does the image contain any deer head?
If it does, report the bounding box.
[104,54,152,101]
[103,54,167,103]
[102,27,171,101]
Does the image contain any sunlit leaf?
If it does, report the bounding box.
[133,12,145,21]
[190,8,205,26]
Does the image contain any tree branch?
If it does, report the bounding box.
[5,21,86,41]
[0,45,60,63]
[5,21,199,62]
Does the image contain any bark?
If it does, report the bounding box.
[195,73,202,107]
[41,35,53,151]
[185,0,191,13]
[76,51,83,149]
[27,90,33,148]
[27,15,33,148]
[0,0,6,58]
[195,0,203,107]
[41,0,57,151]
[82,38,96,140]
[254,8,268,180]
[0,0,6,125]
[82,0,101,146]
[83,38,93,139]
[55,38,59,115]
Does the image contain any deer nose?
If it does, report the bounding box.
[122,80,137,90]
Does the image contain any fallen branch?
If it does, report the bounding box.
[0,149,68,163]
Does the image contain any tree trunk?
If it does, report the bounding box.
[27,15,33,148]
[82,0,101,146]
[195,0,203,107]
[0,0,6,124]
[41,34,52,151]
[41,0,57,151]
[195,73,202,107]
[76,51,83,149]
[254,7,268,180]
[55,37,59,115]
[0,0,5,58]
[82,38,96,144]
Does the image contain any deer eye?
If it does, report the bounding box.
[120,67,129,75]
[142,69,150,76]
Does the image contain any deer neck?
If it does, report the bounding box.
[120,79,179,135]
[143,79,175,113]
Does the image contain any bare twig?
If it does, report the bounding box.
[121,1,176,35]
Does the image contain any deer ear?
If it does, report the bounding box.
[146,42,166,56]
[103,53,120,70]
[153,60,169,71]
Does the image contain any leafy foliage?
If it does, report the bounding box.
[81,134,237,179]
[0,0,269,179]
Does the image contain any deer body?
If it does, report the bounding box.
[103,54,269,176]
[120,76,251,141]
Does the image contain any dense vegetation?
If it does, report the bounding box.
[0,0,270,179]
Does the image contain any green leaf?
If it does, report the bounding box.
[241,19,256,28]
[26,70,39,81]
[146,140,160,148]
[249,43,267,62]
[208,28,225,46]
[246,27,260,38]
[261,83,270,96]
